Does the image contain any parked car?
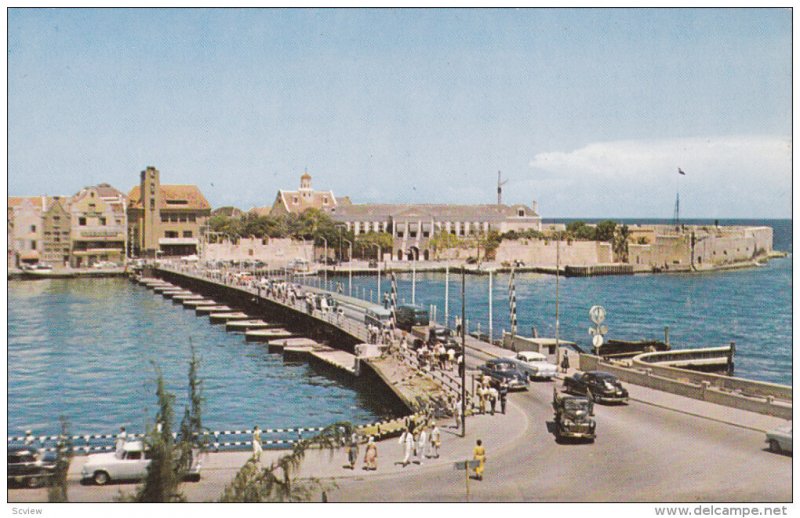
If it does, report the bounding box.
[81,441,202,485]
[395,304,430,331]
[766,421,792,455]
[510,351,557,380]
[552,389,596,443]
[563,371,629,403]
[477,359,529,391]
[8,446,57,488]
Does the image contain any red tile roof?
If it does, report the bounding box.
[127,185,211,210]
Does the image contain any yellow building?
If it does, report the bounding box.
[127,166,211,257]
[69,184,127,267]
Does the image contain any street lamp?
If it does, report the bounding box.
[369,242,381,302]
[319,236,328,290]
[342,238,353,297]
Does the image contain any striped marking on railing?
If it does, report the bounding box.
[9,427,331,443]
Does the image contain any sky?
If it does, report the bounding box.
[7,8,792,218]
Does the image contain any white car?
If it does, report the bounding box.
[81,441,202,485]
[510,351,557,380]
[766,421,792,455]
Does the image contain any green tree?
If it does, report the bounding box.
[47,416,72,502]
[177,345,206,474]
[428,232,464,259]
[355,232,393,259]
[219,422,352,502]
[478,230,503,260]
[613,224,632,262]
[595,220,617,242]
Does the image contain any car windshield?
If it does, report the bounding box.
[493,363,513,372]
[564,399,589,412]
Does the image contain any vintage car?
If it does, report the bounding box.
[8,446,57,488]
[563,371,629,403]
[81,441,202,485]
[552,389,596,442]
[477,359,529,391]
[510,351,557,380]
[766,421,792,455]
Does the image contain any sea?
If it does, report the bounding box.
[7,218,791,436]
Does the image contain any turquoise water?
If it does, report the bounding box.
[8,278,403,436]
[330,219,792,386]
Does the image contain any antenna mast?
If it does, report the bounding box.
[497,171,508,205]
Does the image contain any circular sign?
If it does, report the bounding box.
[592,334,604,348]
[589,305,606,325]
[589,327,597,336]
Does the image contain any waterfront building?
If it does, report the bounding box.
[329,203,542,261]
[69,184,127,267]
[262,171,348,217]
[8,196,45,267]
[126,166,211,257]
[42,196,72,267]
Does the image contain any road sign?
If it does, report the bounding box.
[454,460,480,470]
[592,334,604,348]
[589,305,606,325]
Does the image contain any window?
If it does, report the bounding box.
[79,217,87,226]
[170,215,178,222]
[89,203,96,210]
[410,231,417,238]
[150,199,155,210]
[126,451,142,460]
[99,217,106,226]
[323,197,328,205]
[30,240,37,250]
[165,231,178,238]
[53,216,60,222]
[183,231,193,238]
[161,215,169,223]
[30,225,36,232]
[293,196,299,205]
[397,231,404,238]
[179,215,187,223]
[518,209,525,217]
[189,215,196,222]
[423,231,430,238]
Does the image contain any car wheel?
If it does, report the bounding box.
[93,471,110,486]
[769,439,782,454]
[26,477,41,489]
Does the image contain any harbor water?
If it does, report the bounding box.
[8,278,405,436]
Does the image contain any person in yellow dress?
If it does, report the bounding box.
[473,439,486,480]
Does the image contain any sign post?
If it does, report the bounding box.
[454,460,481,501]
[589,305,607,354]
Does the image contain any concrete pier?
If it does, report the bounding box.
[182,299,218,307]
[249,329,299,344]
[308,346,358,375]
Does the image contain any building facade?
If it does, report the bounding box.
[264,172,346,217]
[127,166,211,257]
[8,197,45,267]
[329,203,542,261]
[69,184,127,267]
[42,196,71,267]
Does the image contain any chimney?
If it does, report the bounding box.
[531,200,539,215]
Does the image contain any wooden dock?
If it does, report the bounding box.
[196,305,234,315]
[182,299,218,307]
[225,320,282,332]
[208,312,251,324]
[248,328,298,343]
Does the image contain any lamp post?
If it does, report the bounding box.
[342,238,353,297]
[319,236,328,290]
[370,242,381,300]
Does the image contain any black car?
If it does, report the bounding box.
[552,390,596,443]
[563,371,629,403]
[477,359,529,391]
[8,446,56,488]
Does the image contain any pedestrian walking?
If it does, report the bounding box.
[115,426,127,452]
[383,292,390,309]
[499,381,508,415]
[561,352,570,374]
[363,436,378,470]
[430,423,441,458]
[23,430,35,447]
[252,426,262,461]
[489,387,498,415]
[477,386,486,414]
[473,439,486,481]
[457,353,465,378]
[347,431,359,469]
[417,427,428,463]
[399,428,413,467]
[454,396,462,429]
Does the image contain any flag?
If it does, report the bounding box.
[508,267,517,337]
[678,168,686,175]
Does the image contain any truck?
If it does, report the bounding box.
[395,304,429,331]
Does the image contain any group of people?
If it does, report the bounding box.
[474,377,509,415]
[343,432,379,471]
[398,419,441,467]
[366,323,393,345]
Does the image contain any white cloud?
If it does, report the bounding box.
[526,135,791,217]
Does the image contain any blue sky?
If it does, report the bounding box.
[8,8,791,218]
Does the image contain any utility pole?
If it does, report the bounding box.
[497,170,508,205]
[488,269,493,343]
[461,266,466,437]
[555,235,561,357]
[445,263,450,327]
